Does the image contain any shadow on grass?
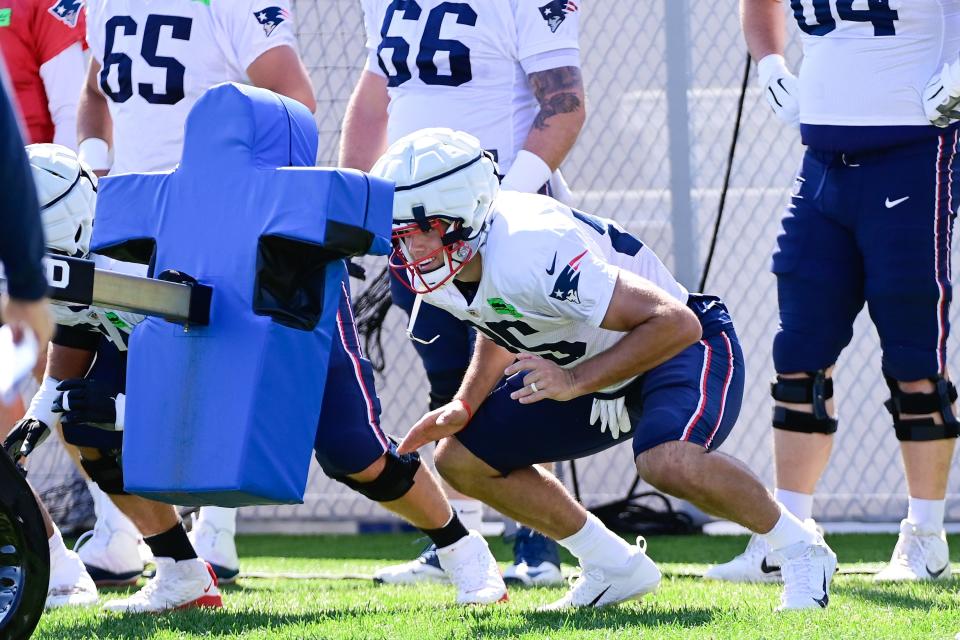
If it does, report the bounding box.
[834,580,959,611]
[36,603,716,639]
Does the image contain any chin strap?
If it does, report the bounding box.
[406,293,439,346]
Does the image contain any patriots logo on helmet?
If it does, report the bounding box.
[539,0,578,33]
[253,6,290,37]
[47,0,83,28]
[549,249,587,304]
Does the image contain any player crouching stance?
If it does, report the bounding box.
[376,128,838,611]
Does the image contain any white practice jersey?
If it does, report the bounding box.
[86,0,299,174]
[361,0,581,172]
[794,0,960,125]
[50,254,146,351]
[423,192,688,394]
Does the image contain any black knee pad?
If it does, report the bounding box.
[79,450,127,495]
[771,370,838,434]
[884,374,960,441]
[333,444,421,502]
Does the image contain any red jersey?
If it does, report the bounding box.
[0,0,84,143]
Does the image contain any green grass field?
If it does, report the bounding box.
[35,533,960,639]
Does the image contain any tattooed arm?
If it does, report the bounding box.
[524,65,586,170]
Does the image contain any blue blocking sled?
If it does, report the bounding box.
[89,82,392,506]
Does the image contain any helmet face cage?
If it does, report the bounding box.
[390,217,476,294]
[371,128,501,293]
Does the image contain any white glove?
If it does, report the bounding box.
[589,397,632,440]
[757,54,800,129]
[924,58,960,127]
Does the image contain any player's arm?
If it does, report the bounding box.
[4,340,95,458]
[741,0,787,60]
[77,59,113,176]
[397,332,516,454]
[338,71,389,172]
[246,45,317,114]
[742,0,800,128]
[456,334,517,414]
[508,271,702,403]
[503,65,585,192]
[39,43,86,150]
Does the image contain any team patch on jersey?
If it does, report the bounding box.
[253,6,289,37]
[47,0,82,28]
[487,298,523,318]
[538,0,578,33]
[0,8,10,27]
[549,249,587,304]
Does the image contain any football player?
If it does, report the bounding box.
[341,0,586,587]
[707,0,960,584]
[374,128,838,611]
[75,0,316,588]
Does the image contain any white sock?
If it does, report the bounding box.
[773,488,814,522]
[557,512,633,570]
[449,499,483,532]
[48,525,71,589]
[906,497,945,532]
[762,507,818,552]
[197,506,237,534]
[48,524,68,559]
[88,481,139,534]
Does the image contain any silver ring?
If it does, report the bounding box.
[529,382,539,393]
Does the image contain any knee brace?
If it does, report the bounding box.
[334,444,421,502]
[771,370,838,434]
[79,450,127,495]
[884,374,960,441]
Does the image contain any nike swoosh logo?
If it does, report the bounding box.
[760,558,781,574]
[588,585,612,607]
[927,563,949,578]
[885,196,910,208]
[203,580,214,594]
[546,252,557,276]
[812,572,828,608]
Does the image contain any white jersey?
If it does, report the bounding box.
[423,192,688,393]
[51,254,146,351]
[361,0,580,172]
[795,0,960,126]
[86,0,299,174]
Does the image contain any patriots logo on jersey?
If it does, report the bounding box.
[253,6,289,37]
[550,249,587,304]
[539,0,578,33]
[47,0,82,28]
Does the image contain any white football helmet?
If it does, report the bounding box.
[27,144,97,258]
[370,128,499,293]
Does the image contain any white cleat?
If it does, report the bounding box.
[103,558,222,613]
[46,549,99,609]
[704,533,785,583]
[875,519,951,582]
[436,531,508,605]
[373,544,449,585]
[189,520,240,584]
[75,519,144,587]
[539,537,661,611]
[776,536,837,612]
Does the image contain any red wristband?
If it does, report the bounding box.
[455,398,473,422]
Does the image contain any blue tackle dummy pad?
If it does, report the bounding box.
[90,83,392,506]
